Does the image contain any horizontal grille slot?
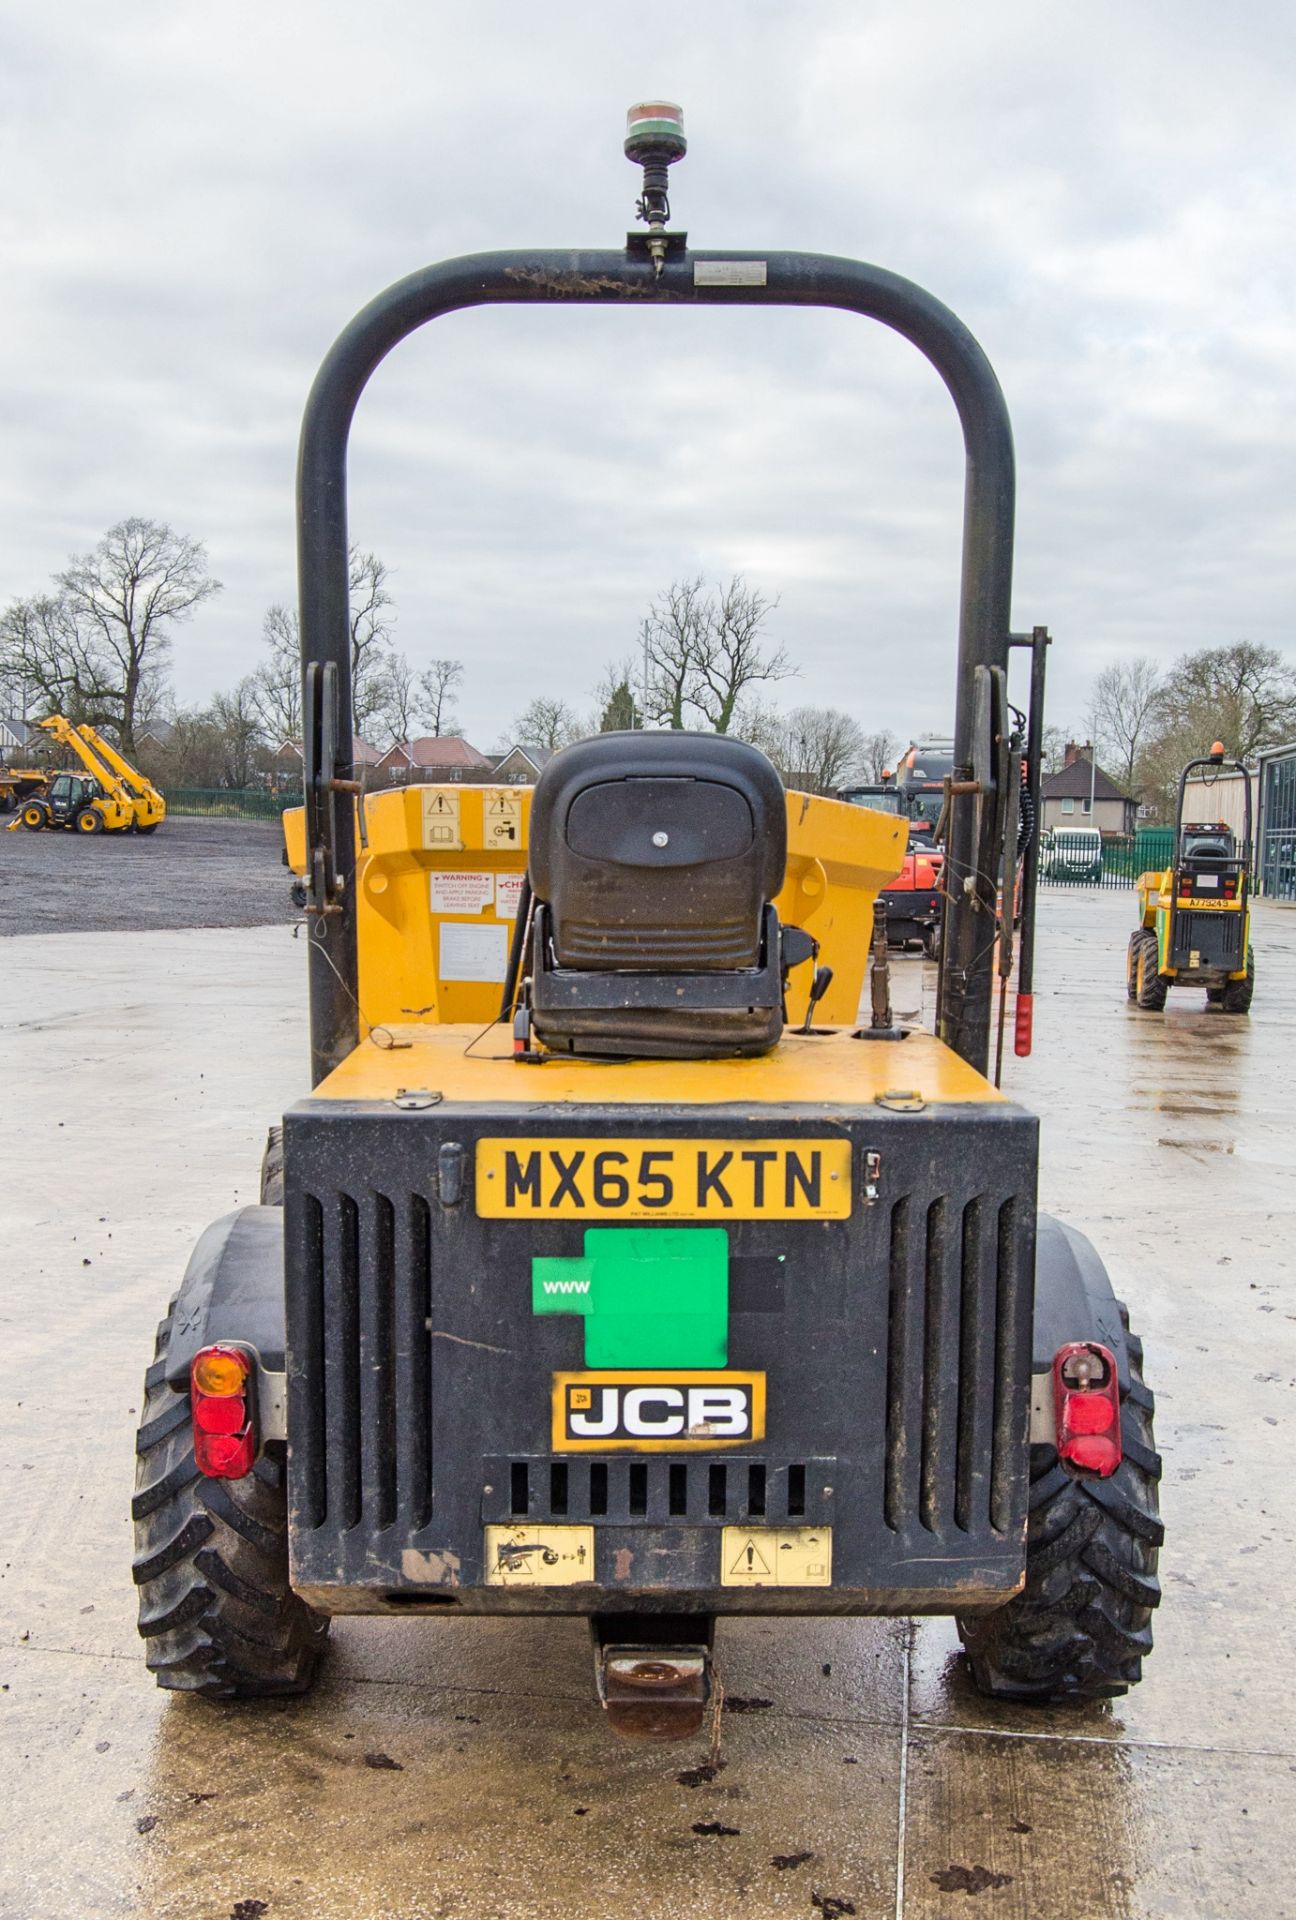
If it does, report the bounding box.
[561,920,756,967]
[485,1457,834,1527]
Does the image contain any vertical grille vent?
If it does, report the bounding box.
[884,1192,1023,1537]
[295,1190,432,1536]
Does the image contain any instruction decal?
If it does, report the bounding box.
[421,788,462,850]
[484,1524,595,1586]
[430,870,494,915]
[483,788,523,848]
[439,920,508,983]
[496,871,526,918]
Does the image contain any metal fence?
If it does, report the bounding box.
[162,788,304,820]
[1260,753,1296,900]
[1038,828,1175,888]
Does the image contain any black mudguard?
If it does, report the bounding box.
[162,1206,285,1391]
[1033,1212,1132,1388]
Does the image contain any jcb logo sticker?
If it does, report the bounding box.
[476,1137,851,1220]
[552,1371,765,1451]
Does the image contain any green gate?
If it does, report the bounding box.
[1039,828,1173,888]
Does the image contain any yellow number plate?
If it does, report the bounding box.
[475,1137,852,1220]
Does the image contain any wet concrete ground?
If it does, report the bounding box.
[2,891,1295,1918]
[0,817,292,936]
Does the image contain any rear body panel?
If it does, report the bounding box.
[1139,872,1250,980]
[283,1055,1037,1616]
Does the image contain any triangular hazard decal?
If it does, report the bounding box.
[728,1536,773,1577]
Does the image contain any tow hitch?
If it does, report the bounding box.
[592,1616,714,1742]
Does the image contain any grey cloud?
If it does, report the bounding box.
[1,0,1292,746]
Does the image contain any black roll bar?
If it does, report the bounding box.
[298,247,1017,1084]
[1174,753,1253,866]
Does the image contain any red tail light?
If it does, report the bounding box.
[1014,992,1033,1057]
[190,1345,256,1478]
[1053,1342,1122,1477]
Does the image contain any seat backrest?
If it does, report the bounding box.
[528,731,787,972]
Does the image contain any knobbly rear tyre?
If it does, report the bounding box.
[1125,933,1141,1002]
[1221,947,1254,1014]
[1135,933,1167,1011]
[260,1125,285,1206]
[132,1308,328,1697]
[956,1314,1162,1702]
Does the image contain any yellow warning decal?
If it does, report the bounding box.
[476,1137,852,1220]
[421,788,462,850]
[483,1524,595,1586]
[720,1526,832,1587]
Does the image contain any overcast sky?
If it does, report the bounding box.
[1,1,1292,749]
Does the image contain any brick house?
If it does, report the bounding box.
[1041,743,1137,837]
[374,736,493,784]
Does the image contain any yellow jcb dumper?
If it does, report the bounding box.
[130,104,1163,1739]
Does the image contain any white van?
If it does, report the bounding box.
[1042,825,1103,882]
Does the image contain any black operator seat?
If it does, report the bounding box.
[526,731,791,1059]
[1181,824,1236,871]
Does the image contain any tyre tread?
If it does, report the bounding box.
[957,1330,1162,1702]
[132,1313,327,1698]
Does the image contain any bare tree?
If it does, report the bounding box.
[776,707,865,794]
[369,651,423,749]
[56,518,221,750]
[1154,641,1296,760]
[513,696,583,752]
[206,678,267,789]
[419,657,463,736]
[249,552,395,741]
[1135,642,1296,821]
[250,604,302,744]
[858,727,898,782]
[1040,725,1069,775]
[134,708,223,788]
[691,575,791,733]
[736,704,865,792]
[1087,657,1162,796]
[730,698,788,765]
[642,577,707,729]
[348,547,395,735]
[640,574,792,732]
[0,593,117,727]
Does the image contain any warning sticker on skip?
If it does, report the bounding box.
[495,871,526,919]
[431,870,494,915]
[421,789,462,850]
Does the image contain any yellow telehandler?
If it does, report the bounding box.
[11,717,165,834]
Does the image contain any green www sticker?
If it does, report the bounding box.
[532,1227,729,1368]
